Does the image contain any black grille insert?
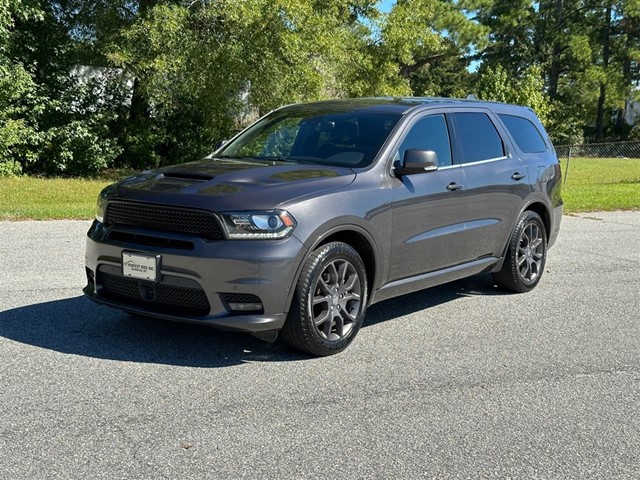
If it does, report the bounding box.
[107,230,194,250]
[98,271,211,316]
[105,201,224,240]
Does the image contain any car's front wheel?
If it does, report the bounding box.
[493,210,547,293]
[281,242,368,356]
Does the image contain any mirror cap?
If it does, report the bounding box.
[404,149,439,173]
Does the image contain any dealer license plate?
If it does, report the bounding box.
[122,252,160,281]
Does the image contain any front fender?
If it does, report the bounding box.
[284,219,387,311]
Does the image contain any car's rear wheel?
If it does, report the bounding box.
[493,210,547,293]
[281,242,368,356]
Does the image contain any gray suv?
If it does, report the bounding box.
[84,98,562,355]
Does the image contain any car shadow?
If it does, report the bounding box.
[0,274,503,367]
[0,296,307,368]
[364,273,507,327]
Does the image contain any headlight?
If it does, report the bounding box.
[220,210,296,239]
[95,184,117,223]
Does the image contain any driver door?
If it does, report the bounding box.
[389,112,470,281]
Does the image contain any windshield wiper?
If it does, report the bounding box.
[256,156,295,162]
[215,154,246,159]
[212,155,272,166]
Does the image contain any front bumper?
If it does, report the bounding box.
[83,220,307,333]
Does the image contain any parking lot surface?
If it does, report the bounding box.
[1,212,639,479]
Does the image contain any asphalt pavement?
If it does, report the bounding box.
[0,212,639,479]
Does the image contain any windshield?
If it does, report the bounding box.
[217,105,402,168]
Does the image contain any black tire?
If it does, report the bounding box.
[493,210,547,293]
[281,242,368,356]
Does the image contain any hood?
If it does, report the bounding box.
[107,157,356,211]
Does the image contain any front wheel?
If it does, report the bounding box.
[493,210,547,293]
[281,242,368,356]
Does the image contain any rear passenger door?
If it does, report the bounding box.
[450,110,532,259]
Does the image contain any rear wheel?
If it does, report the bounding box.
[493,210,547,293]
[281,242,368,356]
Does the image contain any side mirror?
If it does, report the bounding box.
[396,149,439,176]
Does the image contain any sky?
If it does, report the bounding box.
[378,0,394,13]
[378,0,394,12]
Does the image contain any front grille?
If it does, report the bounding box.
[98,271,211,316]
[105,201,224,240]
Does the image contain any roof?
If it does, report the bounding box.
[279,96,518,116]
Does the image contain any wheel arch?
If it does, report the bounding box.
[523,201,552,242]
[314,230,377,300]
[286,225,381,311]
[492,198,552,274]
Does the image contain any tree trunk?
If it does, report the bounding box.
[128,77,149,123]
[547,0,565,100]
[128,0,153,123]
[547,44,562,100]
[615,16,635,135]
[595,2,612,138]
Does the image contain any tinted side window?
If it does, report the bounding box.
[453,112,505,163]
[499,114,548,153]
[396,114,452,166]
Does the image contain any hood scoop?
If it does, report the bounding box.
[146,171,216,193]
[161,171,215,181]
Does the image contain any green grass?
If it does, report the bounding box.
[562,157,640,212]
[0,158,638,220]
[0,177,111,221]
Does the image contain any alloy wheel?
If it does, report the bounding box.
[517,222,544,283]
[310,259,362,341]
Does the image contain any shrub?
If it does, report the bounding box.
[0,159,23,177]
[36,120,123,176]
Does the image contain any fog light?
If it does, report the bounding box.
[228,302,264,311]
[221,293,264,313]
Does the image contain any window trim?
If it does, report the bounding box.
[456,155,508,168]
[385,109,455,176]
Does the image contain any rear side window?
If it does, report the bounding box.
[499,114,548,153]
[452,112,505,163]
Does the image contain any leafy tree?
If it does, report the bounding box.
[477,64,550,121]
[0,0,41,175]
[408,40,474,97]
[4,0,640,175]
[590,0,640,138]
[1,0,129,175]
[363,0,488,96]
[107,0,402,167]
[474,0,537,76]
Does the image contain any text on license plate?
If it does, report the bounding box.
[122,252,160,281]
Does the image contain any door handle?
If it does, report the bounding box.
[446,182,464,191]
[511,172,526,180]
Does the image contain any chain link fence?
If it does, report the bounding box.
[554,141,640,185]
[555,141,640,160]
